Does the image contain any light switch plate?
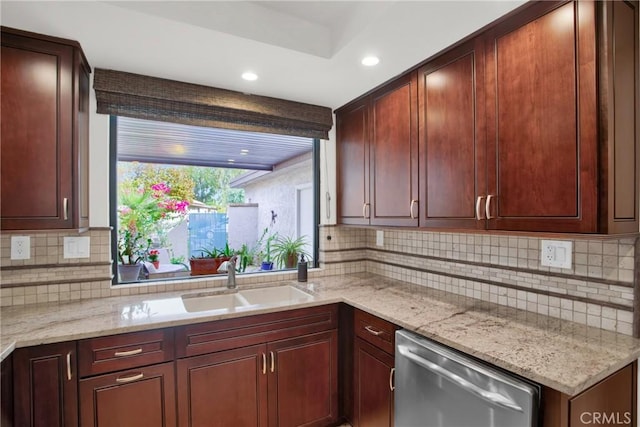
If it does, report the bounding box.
[541,240,572,269]
[11,236,31,260]
[64,236,90,259]
[376,230,384,247]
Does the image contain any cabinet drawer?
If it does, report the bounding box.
[78,329,174,377]
[176,304,338,358]
[354,310,397,355]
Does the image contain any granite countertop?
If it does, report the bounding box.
[2,272,639,396]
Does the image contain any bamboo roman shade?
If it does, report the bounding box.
[93,68,333,139]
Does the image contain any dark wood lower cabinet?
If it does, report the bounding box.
[542,363,636,427]
[2,354,13,427]
[268,331,338,427]
[176,345,267,427]
[79,361,176,427]
[353,337,394,427]
[13,341,78,427]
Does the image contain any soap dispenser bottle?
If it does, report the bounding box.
[297,254,308,282]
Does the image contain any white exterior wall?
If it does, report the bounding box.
[242,159,313,245]
[227,204,259,251]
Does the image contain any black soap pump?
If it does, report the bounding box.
[297,254,308,282]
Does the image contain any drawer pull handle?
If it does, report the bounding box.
[389,367,395,391]
[485,195,494,220]
[262,353,267,375]
[114,348,143,357]
[66,352,72,381]
[364,325,383,336]
[475,196,485,220]
[270,351,275,373]
[116,373,144,383]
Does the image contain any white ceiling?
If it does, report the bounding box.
[1,0,526,110]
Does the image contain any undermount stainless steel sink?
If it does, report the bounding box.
[181,285,313,313]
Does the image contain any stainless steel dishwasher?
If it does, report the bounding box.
[395,330,540,427]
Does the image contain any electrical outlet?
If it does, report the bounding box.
[11,236,31,260]
[376,230,384,247]
[541,240,572,269]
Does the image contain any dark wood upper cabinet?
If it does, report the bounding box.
[337,99,370,225]
[418,38,486,229]
[337,73,418,227]
[13,342,78,427]
[337,0,638,234]
[484,1,598,232]
[1,27,90,230]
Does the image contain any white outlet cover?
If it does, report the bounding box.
[376,230,384,247]
[10,236,31,260]
[541,240,572,269]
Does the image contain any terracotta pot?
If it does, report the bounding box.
[152,261,160,269]
[190,257,230,276]
[118,264,142,282]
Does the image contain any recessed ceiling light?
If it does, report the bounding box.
[228,159,235,163]
[240,149,249,155]
[242,72,258,81]
[361,56,380,66]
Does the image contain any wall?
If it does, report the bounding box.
[319,225,638,336]
[241,159,313,243]
[227,204,259,251]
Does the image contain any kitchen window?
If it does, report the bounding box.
[110,116,320,284]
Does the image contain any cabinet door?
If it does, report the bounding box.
[485,1,598,232]
[337,99,370,225]
[353,338,394,427]
[369,72,419,226]
[418,38,486,229]
[176,345,267,427]
[2,354,13,427]
[267,330,338,427]
[13,342,78,427]
[1,31,74,230]
[79,362,175,427]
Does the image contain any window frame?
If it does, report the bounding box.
[109,115,320,285]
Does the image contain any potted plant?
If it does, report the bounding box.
[190,242,235,276]
[148,249,160,269]
[117,182,189,281]
[260,231,278,271]
[271,235,310,269]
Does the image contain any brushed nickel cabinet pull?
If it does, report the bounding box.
[410,200,418,220]
[114,348,143,357]
[364,325,383,336]
[116,373,144,383]
[66,352,72,381]
[362,203,367,219]
[270,351,275,373]
[389,367,395,391]
[63,198,69,220]
[485,195,494,220]
[262,353,267,375]
[476,196,485,220]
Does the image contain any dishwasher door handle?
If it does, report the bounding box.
[397,345,523,412]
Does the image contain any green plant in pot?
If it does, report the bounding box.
[189,242,235,276]
[260,230,278,271]
[272,235,310,269]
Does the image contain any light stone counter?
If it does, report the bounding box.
[2,272,639,396]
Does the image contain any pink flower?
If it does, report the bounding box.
[151,183,171,197]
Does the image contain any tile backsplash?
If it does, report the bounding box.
[2,225,638,337]
[319,226,638,336]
